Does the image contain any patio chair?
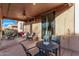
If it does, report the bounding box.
[32,33,38,41]
[50,35,61,56]
[20,40,39,56]
[26,32,32,40]
[20,42,47,56]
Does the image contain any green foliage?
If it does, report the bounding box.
[4,29,18,39]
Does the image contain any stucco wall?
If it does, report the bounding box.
[55,5,75,35]
[32,22,42,40]
[24,24,30,33]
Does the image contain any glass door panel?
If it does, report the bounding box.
[41,11,55,40]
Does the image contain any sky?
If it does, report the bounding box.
[2,19,17,28]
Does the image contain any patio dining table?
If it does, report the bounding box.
[36,41,60,56]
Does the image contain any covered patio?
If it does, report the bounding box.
[0,3,78,56]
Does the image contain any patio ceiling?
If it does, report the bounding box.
[0,3,64,21]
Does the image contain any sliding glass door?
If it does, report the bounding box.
[41,11,55,39]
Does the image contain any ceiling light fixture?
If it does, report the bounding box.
[22,9,26,16]
[22,4,26,19]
